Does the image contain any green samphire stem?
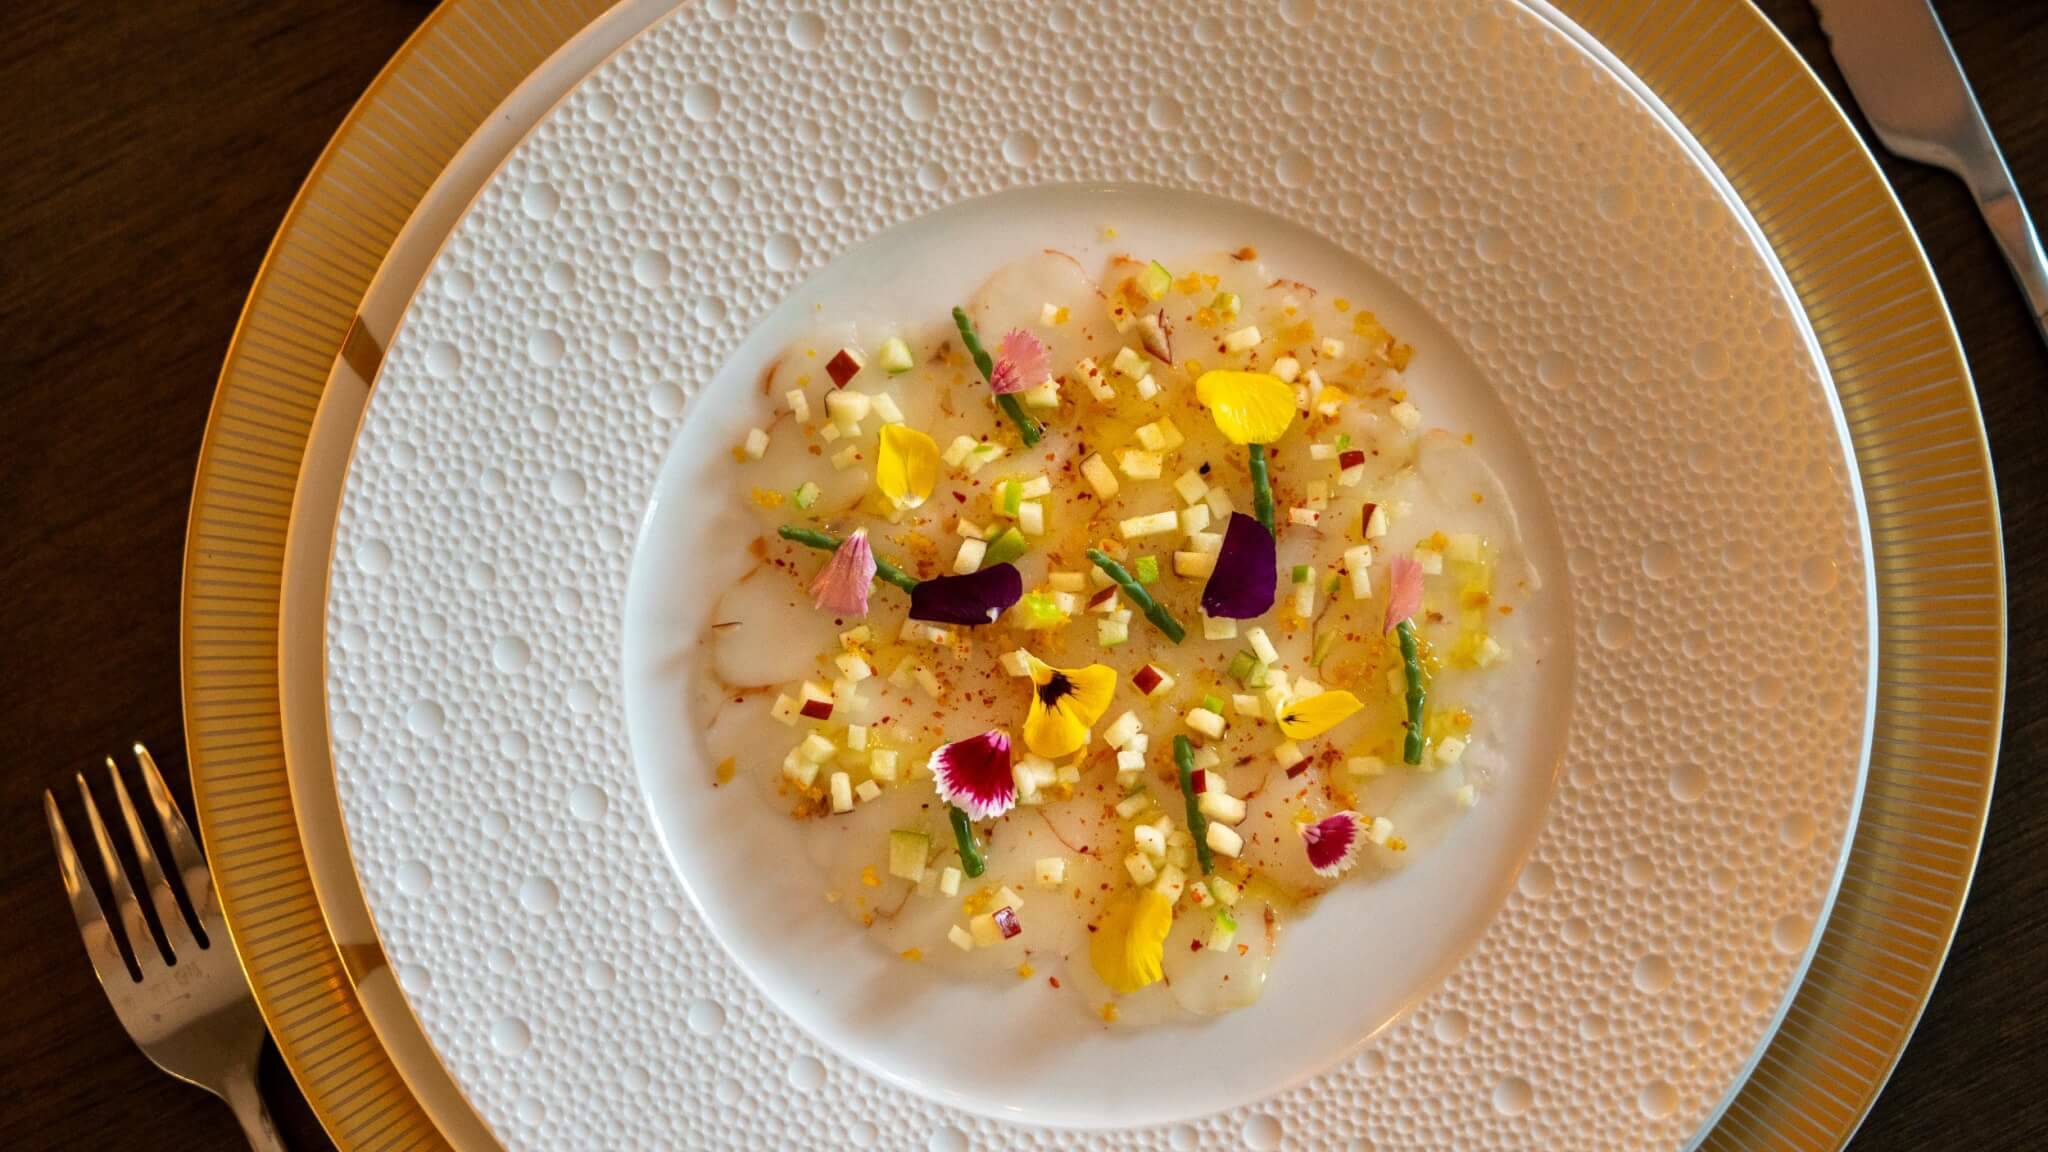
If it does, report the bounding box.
[948,805,986,878]
[1175,735,1215,875]
[1248,443,1275,532]
[952,307,1043,446]
[1398,619,1425,765]
[776,525,919,593]
[1086,549,1186,644]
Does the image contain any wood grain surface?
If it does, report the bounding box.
[0,1,2041,1148]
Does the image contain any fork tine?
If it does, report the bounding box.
[76,771,162,971]
[108,756,193,957]
[135,742,214,929]
[45,790,138,985]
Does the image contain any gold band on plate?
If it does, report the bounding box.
[181,2,2002,1150]
[183,3,614,1149]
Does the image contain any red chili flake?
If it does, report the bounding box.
[1360,502,1379,536]
[1132,665,1164,695]
[1339,449,1367,470]
[799,698,834,720]
[825,348,864,387]
[993,906,1022,939]
[1285,762,1308,778]
[1189,769,1209,794]
[1190,940,1205,952]
[1048,976,1061,989]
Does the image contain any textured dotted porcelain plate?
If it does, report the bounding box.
[326,1,1874,1148]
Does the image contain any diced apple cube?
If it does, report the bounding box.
[1081,453,1119,497]
[1202,614,1237,640]
[828,772,854,813]
[1135,418,1185,451]
[1448,533,1482,563]
[1345,546,1374,598]
[1180,504,1211,535]
[1435,736,1467,765]
[1120,509,1179,538]
[855,779,882,804]
[1246,628,1280,665]
[784,390,812,422]
[1205,822,1244,858]
[1173,469,1209,505]
[1288,507,1320,527]
[1475,636,1505,667]
[830,444,861,471]
[1188,530,1223,554]
[1103,710,1142,749]
[1154,864,1186,905]
[826,347,865,387]
[1198,791,1246,824]
[1112,346,1146,379]
[1391,400,1421,429]
[1119,450,1164,480]
[1134,374,1159,400]
[743,428,770,459]
[1000,649,1034,677]
[1134,823,1167,859]
[1184,708,1227,739]
[1036,858,1068,888]
[940,867,962,897]
[872,392,905,425]
[825,388,871,426]
[1272,355,1301,383]
[1124,851,1159,886]
[1274,741,1306,770]
[1023,380,1061,409]
[1018,501,1046,536]
[953,538,986,574]
[1417,548,1444,575]
[948,924,974,951]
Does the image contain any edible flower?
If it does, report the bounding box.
[807,528,875,616]
[1276,689,1364,740]
[1200,512,1278,619]
[1195,370,1296,446]
[1089,888,1174,994]
[909,564,1024,626]
[1300,811,1367,878]
[1023,655,1117,759]
[875,424,940,508]
[988,328,1050,395]
[929,729,1016,821]
[1383,553,1424,633]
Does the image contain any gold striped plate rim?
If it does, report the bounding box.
[182,2,614,1149]
[179,1,2003,1150]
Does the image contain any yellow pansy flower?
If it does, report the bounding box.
[1089,888,1174,994]
[1276,689,1364,740]
[874,424,940,508]
[1195,370,1297,445]
[1022,655,1117,759]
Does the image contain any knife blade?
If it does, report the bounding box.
[1812,0,2048,342]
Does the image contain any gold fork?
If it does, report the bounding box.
[44,743,285,1150]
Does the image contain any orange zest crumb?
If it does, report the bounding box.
[900,948,923,962]
[1017,963,1035,979]
[713,756,736,786]
[860,866,881,888]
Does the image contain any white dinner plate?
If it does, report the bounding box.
[324,1,1874,1148]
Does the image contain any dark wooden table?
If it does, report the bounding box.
[1,1,2041,1148]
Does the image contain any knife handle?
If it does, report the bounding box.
[1951,139,2048,340]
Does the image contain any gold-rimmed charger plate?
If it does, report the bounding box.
[180,1,2002,1149]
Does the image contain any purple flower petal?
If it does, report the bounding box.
[930,729,1016,820]
[1300,811,1366,878]
[808,529,875,616]
[1200,513,1278,619]
[909,563,1023,626]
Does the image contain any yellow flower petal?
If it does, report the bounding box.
[1276,689,1364,740]
[1195,370,1297,446]
[875,424,940,508]
[1023,657,1118,759]
[1089,889,1174,994]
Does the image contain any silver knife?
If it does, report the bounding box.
[1812,0,2048,344]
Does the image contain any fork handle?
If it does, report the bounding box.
[220,1063,288,1152]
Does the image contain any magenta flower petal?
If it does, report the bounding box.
[930,729,1016,820]
[1200,512,1278,619]
[1383,553,1424,633]
[988,328,1050,395]
[808,529,876,616]
[1300,811,1366,878]
[909,563,1023,626]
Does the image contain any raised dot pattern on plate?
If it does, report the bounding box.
[325,0,1869,1148]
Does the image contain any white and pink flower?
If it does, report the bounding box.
[1300,810,1367,878]
[929,729,1016,820]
